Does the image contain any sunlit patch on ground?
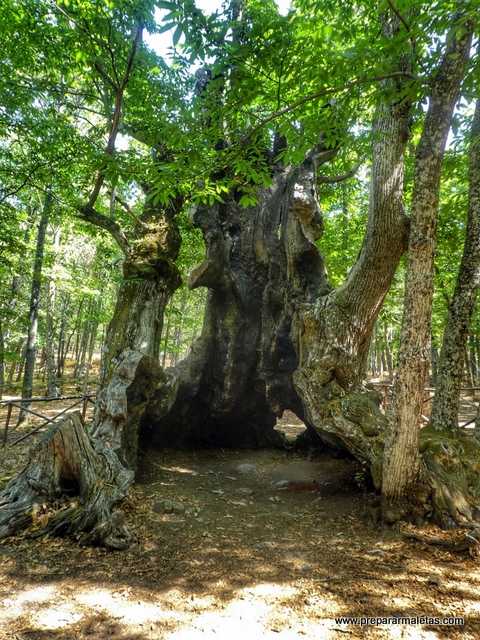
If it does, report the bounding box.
[0,585,58,624]
[34,602,83,630]
[76,587,183,625]
[153,465,199,476]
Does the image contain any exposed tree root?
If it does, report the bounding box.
[401,526,480,557]
[294,356,480,530]
[0,349,161,549]
[0,412,132,549]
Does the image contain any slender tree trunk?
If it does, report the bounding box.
[56,293,70,386]
[6,339,23,385]
[431,100,480,429]
[161,303,172,368]
[0,318,4,400]
[383,20,472,510]
[171,290,187,365]
[82,319,98,394]
[44,226,60,397]
[469,335,477,385]
[384,324,393,379]
[380,348,387,377]
[171,321,181,366]
[63,297,83,372]
[40,348,47,383]
[431,340,439,386]
[15,342,26,383]
[45,279,58,397]
[73,312,84,376]
[473,336,480,384]
[18,191,52,422]
[464,343,475,388]
[75,313,91,382]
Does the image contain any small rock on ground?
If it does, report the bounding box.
[235,487,254,496]
[236,463,258,475]
[153,499,185,515]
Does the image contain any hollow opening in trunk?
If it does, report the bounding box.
[274,410,307,445]
[59,474,81,496]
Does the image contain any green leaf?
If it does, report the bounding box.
[173,25,182,47]
[157,22,175,34]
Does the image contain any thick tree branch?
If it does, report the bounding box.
[316,161,362,184]
[121,25,143,90]
[108,190,148,229]
[79,205,129,253]
[93,60,117,92]
[106,22,121,87]
[333,15,415,325]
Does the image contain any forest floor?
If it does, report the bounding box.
[1,414,480,639]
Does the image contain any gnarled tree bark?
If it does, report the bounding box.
[144,158,330,448]
[0,351,163,549]
[144,77,411,454]
[144,11,412,452]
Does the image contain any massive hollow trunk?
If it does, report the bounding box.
[143,153,332,449]
[144,128,406,459]
[143,73,480,529]
[144,42,412,453]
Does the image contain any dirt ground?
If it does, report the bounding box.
[1,410,480,640]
